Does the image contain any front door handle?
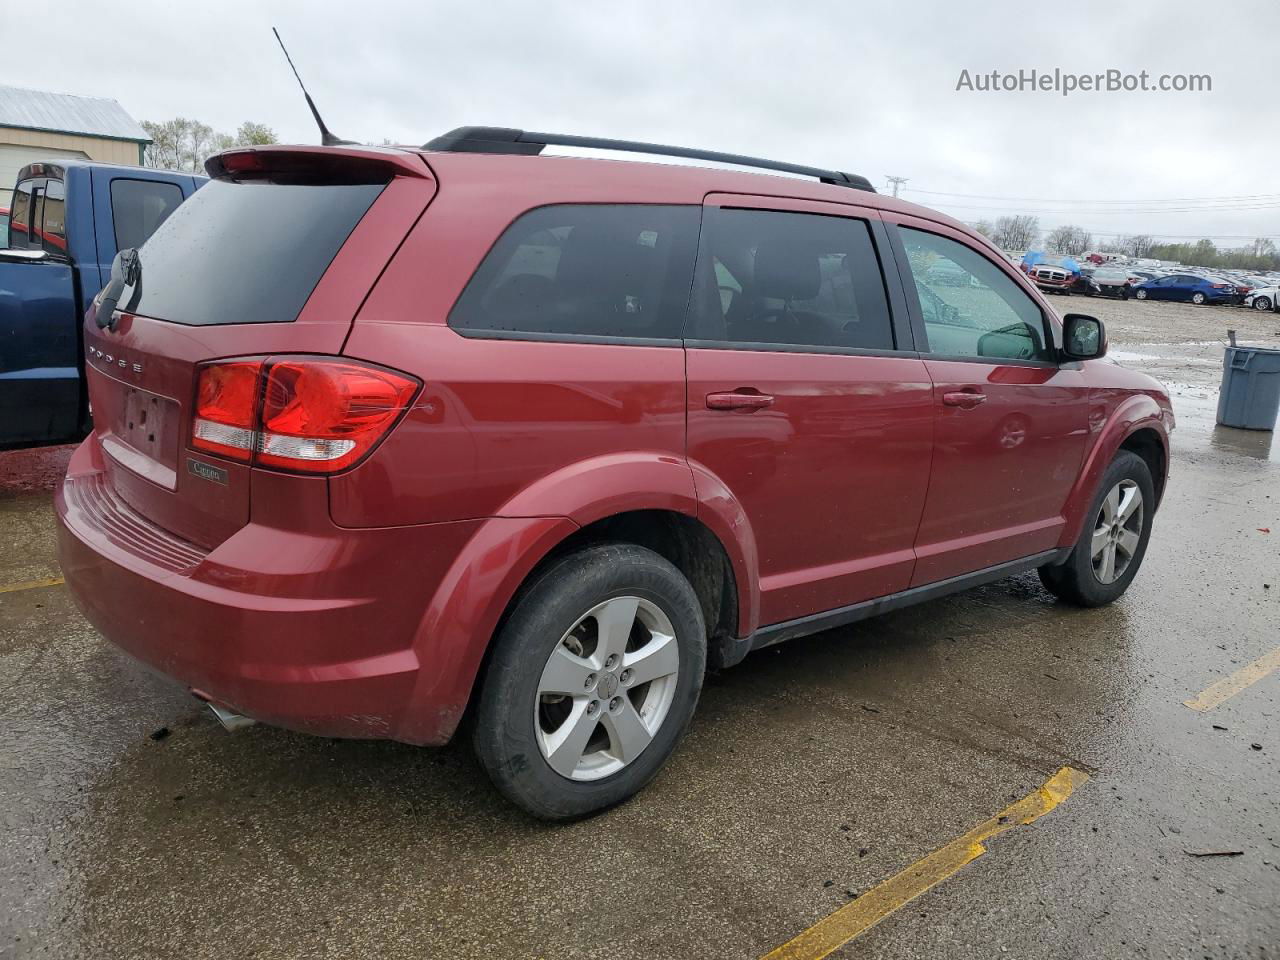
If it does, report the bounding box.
[942,390,987,409]
[706,390,775,411]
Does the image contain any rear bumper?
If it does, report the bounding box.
[54,436,484,744]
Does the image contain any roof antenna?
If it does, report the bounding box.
[272,27,354,146]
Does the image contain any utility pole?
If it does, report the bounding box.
[885,175,908,198]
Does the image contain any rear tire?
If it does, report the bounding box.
[1191,292,1206,305]
[473,543,706,821]
[1039,451,1155,607]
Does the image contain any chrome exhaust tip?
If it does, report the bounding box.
[207,701,257,732]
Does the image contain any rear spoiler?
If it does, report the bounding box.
[205,145,431,183]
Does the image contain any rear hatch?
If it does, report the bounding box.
[83,147,436,549]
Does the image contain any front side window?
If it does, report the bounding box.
[449,204,700,341]
[110,178,185,251]
[900,227,1052,362]
[689,207,895,351]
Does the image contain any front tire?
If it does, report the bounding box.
[473,543,706,821]
[1254,296,1273,311]
[1135,288,1148,300]
[1039,451,1155,607]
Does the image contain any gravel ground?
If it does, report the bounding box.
[1056,293,1280,346]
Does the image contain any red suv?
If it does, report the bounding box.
[56,129,1172,819]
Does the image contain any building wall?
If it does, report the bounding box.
[0,126,143,207]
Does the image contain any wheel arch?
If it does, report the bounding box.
[1059,396,1170,551]
[395,454,759,745]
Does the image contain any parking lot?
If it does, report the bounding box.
[1,297,1277,959]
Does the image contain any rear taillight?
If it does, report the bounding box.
[192,362,262,462]
[192,357,419,474]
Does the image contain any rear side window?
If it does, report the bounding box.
[119,178,383,326]
[449,204,700,342]
[688,208,895,351]
[110,179,185,251]
[41,179,66,254]
[8,180,32,249]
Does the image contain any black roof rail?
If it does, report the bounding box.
[423,126,876,193]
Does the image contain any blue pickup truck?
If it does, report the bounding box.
[0,159,203,447]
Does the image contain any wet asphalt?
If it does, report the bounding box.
[1,307,1277,959]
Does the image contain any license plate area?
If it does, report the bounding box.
[101,387,182,489]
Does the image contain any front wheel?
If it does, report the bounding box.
[1254,296,1274,311]
[1135,288,1148,300]
[1039,451,1155,607]
[473,543,706,820]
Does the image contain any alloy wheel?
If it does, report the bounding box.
[1255,297,1273,311]
[534,596,680,781]
[1091,479,1143,584]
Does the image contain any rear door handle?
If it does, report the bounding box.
[706,390,775,411]
[942,390,987,409]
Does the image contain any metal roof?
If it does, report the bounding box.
[0,84,149,143]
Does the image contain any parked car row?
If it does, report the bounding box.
[1013,249,1279,310]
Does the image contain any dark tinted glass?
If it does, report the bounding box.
[119,178,382,326]
[110,179,185,251]
[449,204,699,341]
[688,208,894,351]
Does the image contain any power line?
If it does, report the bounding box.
[904,187,1280,205]
[885,175,908,198]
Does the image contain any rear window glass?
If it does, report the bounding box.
[119,178,383,326]
[110,178,184,251]
[448,204,700,341]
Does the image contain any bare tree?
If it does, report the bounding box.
[1250,237,1277,258]
[142,118,278,172]
[1119,235,1155,258]
[992,215,1039,251]
[972,219,995,239]
[1045,225,1092,257]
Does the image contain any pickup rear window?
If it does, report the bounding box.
[120,178,383,326]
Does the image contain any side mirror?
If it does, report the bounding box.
[94,248,139,330]
[1062,313,1106,360]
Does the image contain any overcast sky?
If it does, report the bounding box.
[15,0,1278,244]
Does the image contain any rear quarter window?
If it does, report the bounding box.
[119,178,383,326]
[110,179,185,252]
[448,204,700,342]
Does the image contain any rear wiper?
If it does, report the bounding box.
[95,248,140,330]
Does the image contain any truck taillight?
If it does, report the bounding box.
[191,357,419,474]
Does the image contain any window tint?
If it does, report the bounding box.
[449,204,699,341]
[900,228,1051,362]
[8,180,32,250]
[689,208,894,351]
[41,180,66,254]
[118,178,383,326]
[110,178,185,251]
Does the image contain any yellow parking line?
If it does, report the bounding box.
[761,767,1089,960]
[0,576,65,595]
[1183,646,1280,712]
